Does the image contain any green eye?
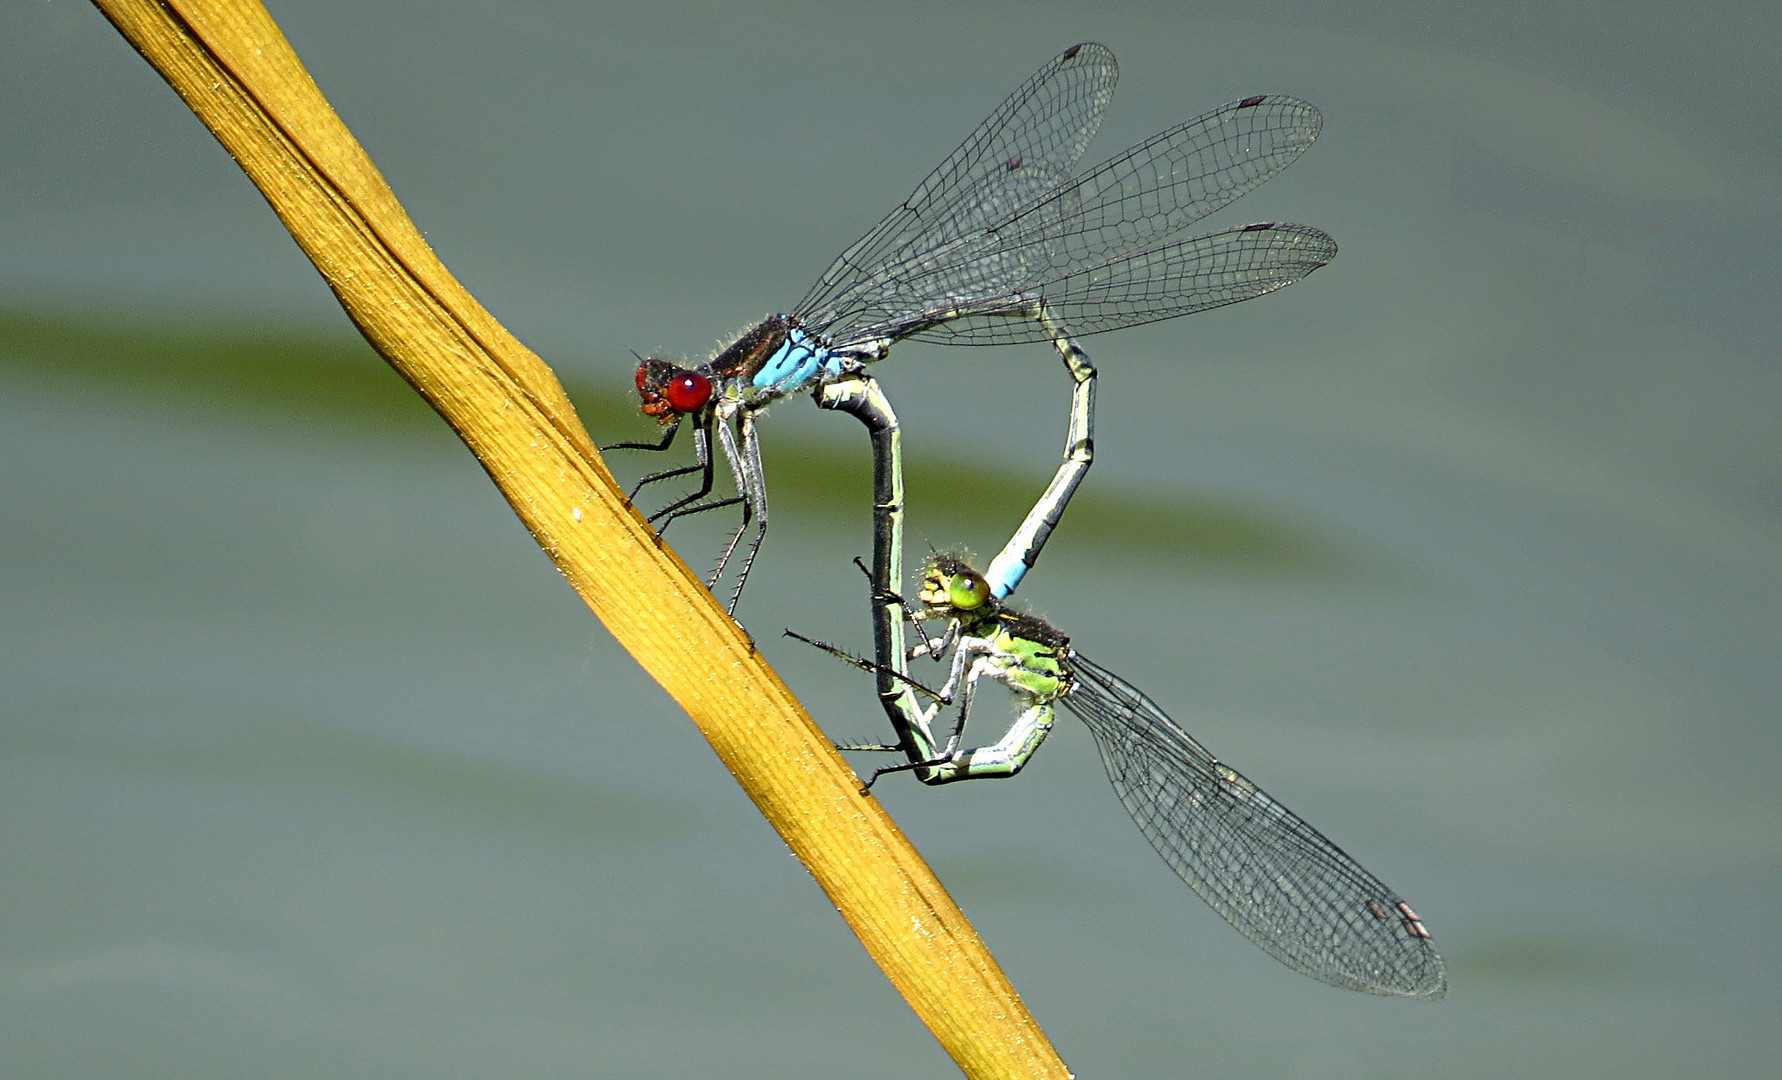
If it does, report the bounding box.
[946,572,991,610]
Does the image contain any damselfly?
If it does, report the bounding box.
[791,554,1446,999]
[607,43,1334,611]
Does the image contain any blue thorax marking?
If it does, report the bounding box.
[752,325,834,395]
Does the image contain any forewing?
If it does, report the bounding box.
[796,43,1118,334]
[865,95,1326,339]
[1063,653,1447,998]
[798,90,1331,346]
[984,95,1322,275]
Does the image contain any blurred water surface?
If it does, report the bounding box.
[2,2,1778,1077]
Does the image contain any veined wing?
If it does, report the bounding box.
[1062,653,1447,999]
[805,95,1328,345]
[906,221,1336,345]
[797,43,1118,333]
[975,95,1321,278]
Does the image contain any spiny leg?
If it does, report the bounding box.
[781,626,957,776]
[709,407,769,613]
[809,628,1017,787]
[601,414,683,456]
[848,555,950,664]
[605,419,733,570]
[602,415,720,511]
[934,651,987,759]
[909,618,962,665]
[853,654,986,790]
[648,487,744,535]
[782,628,951,704]
[634,409,758,612]
[636,421,725,530]
[863,647,1059,786]
[926,699,1058,782]
[609,401,767,613]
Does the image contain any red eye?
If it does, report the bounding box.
[634,363,652,391]
[665,371,713,413]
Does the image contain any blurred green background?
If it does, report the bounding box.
[3,2,1777,1077]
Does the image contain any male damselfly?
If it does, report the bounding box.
[608,43,1334,612]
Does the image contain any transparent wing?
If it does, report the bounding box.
[797,88,1328,346]
[1062,653,1448,998]
[967,95,1323,274]
[796,42,1119,334]
[909,221,1335,345]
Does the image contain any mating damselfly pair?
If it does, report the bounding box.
[608,43,1446,999]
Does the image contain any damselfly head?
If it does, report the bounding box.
[921,554,992,613]
[634,357,715,420]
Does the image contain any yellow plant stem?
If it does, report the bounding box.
[87,1,1072,1077]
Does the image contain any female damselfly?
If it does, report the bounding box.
[607,43,1334,611]
[791,554,1447,999]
